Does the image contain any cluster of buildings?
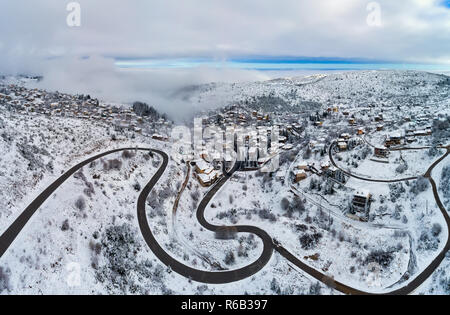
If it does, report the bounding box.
[336,133,362,152]
[187,106,302,187]
[0,84,171,138]
[373,126,433,159]
[292,162,309,183]
[182,106,324,187]
[291,160,347,185]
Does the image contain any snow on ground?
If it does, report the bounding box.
[417,254,450,295]
[435,155,450,210]
[0,150,159,294]
[199,168,410,293]
[147,158,265,272]
[0,111,125,232]
[0,103,326,295]
[417,155,450,295]
[335,146,445,180]
[183,71,450,112]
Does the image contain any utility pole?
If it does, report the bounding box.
[328,206,331,231]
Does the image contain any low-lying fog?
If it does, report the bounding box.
[25,56,269,122]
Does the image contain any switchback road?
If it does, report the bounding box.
[138,159,273,284]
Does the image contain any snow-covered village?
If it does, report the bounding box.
[0,70,449,296]
[1,0,450,300]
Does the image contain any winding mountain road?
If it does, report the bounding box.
[138,159,273,284]
[0,145,449,295]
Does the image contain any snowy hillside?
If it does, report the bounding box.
[180,71,450,112]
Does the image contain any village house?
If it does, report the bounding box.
[297,161,309,170]
[307,163,322,176]
[374,147,389,158]
[320,161,330,170]
[293,169,307,183]
[413,128,432,137]
[337,140,348,151]
[350,190,372,221]
[325,167,347,184]
[193,159,223,187]
[195,160,215,175]
[197,171,221,187]
[152,134,169,142]
[385,132,403,147]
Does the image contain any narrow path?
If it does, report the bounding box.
[170,162,223,269]
[172,161,191,218]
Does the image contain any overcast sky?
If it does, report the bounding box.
[1,0,449,71]
[0,0,449,118]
